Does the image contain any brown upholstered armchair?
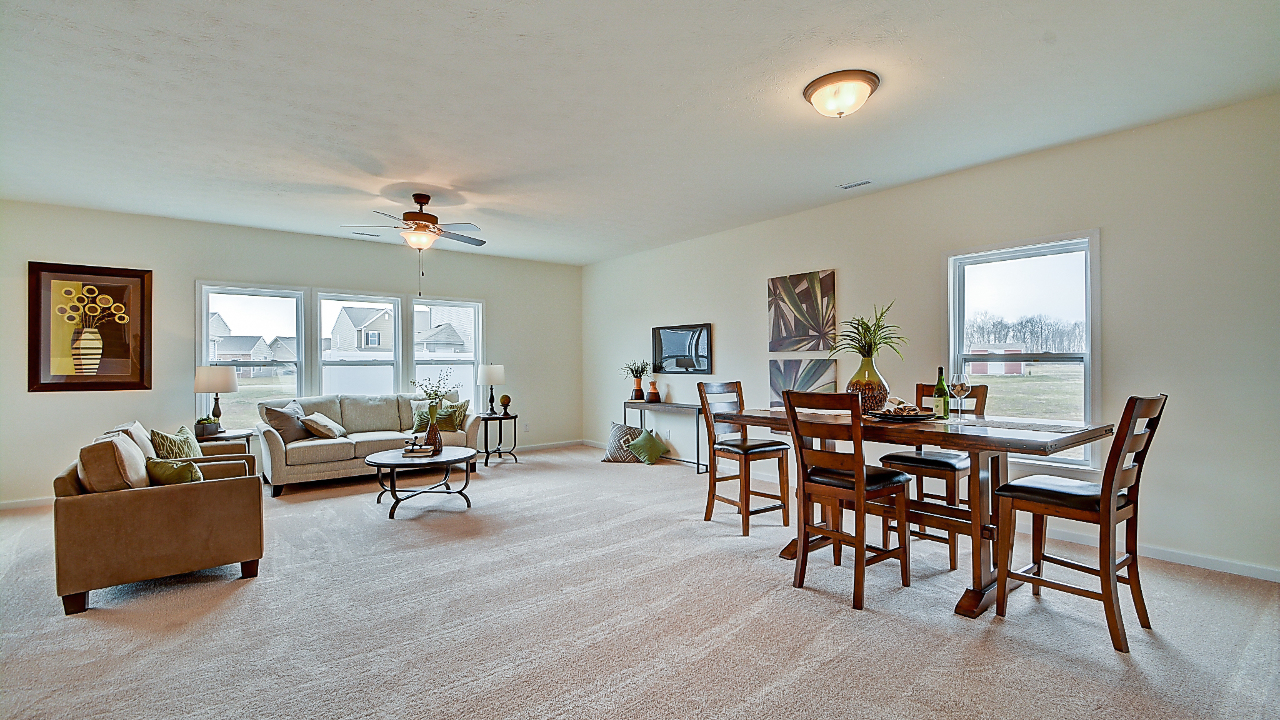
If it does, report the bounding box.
[53,456,264,615]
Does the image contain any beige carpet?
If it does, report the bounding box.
[2,446,1276,719]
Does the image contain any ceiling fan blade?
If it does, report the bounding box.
[439,231,487,247]
[438,223,481,233]
[351,232,382,237]
[373,210,406,222]
[342,224,400,228]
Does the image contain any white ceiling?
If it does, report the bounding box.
[2,1,1278,265]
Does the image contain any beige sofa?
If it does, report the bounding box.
[54,449,262,615]
[256,393,480,496]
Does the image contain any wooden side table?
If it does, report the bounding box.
[478,414,519,466]
[196,428,255,444]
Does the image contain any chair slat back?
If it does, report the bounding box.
[697,381,747,444]
[912,382,989,415]
[783,390,865,477]
[1101,394,1168,505]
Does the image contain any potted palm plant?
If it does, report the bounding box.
[829,301,907,412]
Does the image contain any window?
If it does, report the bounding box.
[413,300,481,406]
[200,286,303,430]
[949,233,1099,464]
[321,294,399,395]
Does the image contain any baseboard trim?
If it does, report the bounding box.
[583,440,604,449]
[1023,520,1280,583]
[0,496,54,511]
[518,440,589,452]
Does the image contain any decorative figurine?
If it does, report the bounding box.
[500,394,512,415]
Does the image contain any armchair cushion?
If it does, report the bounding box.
[146,458,204,486]
[77,435,150,493]
[151,426,203,460]
[264,401,311,444]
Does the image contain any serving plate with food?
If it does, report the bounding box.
[866,399,938,422]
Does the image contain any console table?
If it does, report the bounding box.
[622,401,707,473]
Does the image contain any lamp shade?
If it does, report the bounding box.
[477,364,505,386]
[195,366,239,394]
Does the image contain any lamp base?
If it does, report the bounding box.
[487,385,497,415]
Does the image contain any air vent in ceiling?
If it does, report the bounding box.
[838,180,872,190]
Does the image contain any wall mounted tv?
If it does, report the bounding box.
[652,323,712,374]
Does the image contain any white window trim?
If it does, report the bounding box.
[317,291,402,395]
[196,282,306,419]
[946,229,1102,469]
[410,297,485,401]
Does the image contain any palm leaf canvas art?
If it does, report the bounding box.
[767,269,836,351]
[769,359,837,407]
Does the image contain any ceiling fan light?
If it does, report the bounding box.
[401,229,439,250]
[804,69,880,118]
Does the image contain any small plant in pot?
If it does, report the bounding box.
[829,301,907,412]
[621,361,650,401]
[195,416,221,437]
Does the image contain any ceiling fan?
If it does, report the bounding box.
[342,193,487,248]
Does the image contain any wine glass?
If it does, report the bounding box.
[949,373,971,419]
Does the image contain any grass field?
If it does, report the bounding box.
[216,375,298,430]
[974,363,1084,422]
[970,363,1086,460]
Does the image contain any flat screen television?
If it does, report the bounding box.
[652,323,712,374]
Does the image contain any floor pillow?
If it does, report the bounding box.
[602,422,643,463]
[628,429,668,465]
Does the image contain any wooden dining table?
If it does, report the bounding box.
[713,408,1113,618]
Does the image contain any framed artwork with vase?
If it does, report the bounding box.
[28,262,153,392]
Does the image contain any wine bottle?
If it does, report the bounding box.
[933,366,950,419]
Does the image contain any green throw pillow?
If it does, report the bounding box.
[627,429,668,465]
[151,426,203,460]
[146,458,204,486]
[413,399,470,433]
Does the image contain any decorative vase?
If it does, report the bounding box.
[645,380,661,403]
[846,356,889,412]
[631,378,644,401]
[71,327,103,375]
[425,422,443,456]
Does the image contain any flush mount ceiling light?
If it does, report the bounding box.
[803,69,880,118]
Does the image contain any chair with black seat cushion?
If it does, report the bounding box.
[783,390,912,609]
[879,382,988,570]
[995,394,1168,653]
[696,381,789,536]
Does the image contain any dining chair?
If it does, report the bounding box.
[995,394,1168,652]
[879,382,988,570]
[696,381,789,536]
[783,390,912,609]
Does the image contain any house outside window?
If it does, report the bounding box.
[948,232,1100,465]
[200,285,303,430]
[321,295,399,395]
[414,300,481,406]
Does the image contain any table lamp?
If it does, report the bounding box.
[195,366,239,425]
[477,364,505,416]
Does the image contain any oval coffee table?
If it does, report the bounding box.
[364,446,478,519]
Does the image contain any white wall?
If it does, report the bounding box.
[0,202,583,503]
[584,94,1280,578]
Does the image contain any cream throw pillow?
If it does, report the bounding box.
[301,412,347,439]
